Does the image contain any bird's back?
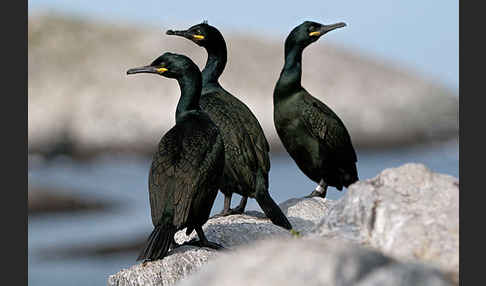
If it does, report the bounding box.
[199,87,270,196]
[214,87,270,171]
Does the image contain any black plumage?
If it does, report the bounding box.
[127,52,225,261]
[166,23,292,230]
[273,21,358,198]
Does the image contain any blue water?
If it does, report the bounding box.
[28,140,458,286]
[28,0,458,91]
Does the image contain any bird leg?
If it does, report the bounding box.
[306,179,328,198]
[181,226,224,250]
[230,196,248,214]
[214,192,233,216]
[215,193,247,216]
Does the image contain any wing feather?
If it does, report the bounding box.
[301,94,357,164]
[200,92,260,191]
[148,115,222,228]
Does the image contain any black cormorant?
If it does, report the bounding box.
[273,21,358,198]
[166,23,292,231]
[127,52,225,261]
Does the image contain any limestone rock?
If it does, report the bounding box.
[107,164,459,286]
[311,163,459,278]
[173,214,291,248]
[280,196,337,233]
[173,197,330,247]
[107,247,217,286]
[108,197,330,286]
[178,239,453,286]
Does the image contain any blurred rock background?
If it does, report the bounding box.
[28,13,458,158]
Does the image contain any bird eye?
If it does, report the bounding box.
[309,26,316,32]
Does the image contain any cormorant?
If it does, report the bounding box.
[166,23,292,231]
[127,52,225,261]
[273,21,358,198]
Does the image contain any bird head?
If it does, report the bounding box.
[126,52,199,80]
[286,20,346,49]
[166,21,224,49]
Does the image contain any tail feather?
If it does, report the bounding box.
[137,224,177,261]
[254,171,292,230]
[186,226,194,236]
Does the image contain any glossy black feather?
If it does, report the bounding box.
[274,21,358,193]
[167,23,291,230]
[128,53,225,261]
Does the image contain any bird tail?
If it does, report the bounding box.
[254,170,292,230]
[136,223,177,261]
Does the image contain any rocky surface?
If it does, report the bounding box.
[311,163,459,277]
[178,239,453,286]
[173,196,335,247]
[107,247,217,286]
[107,163,459,286]
[29,13,458,157]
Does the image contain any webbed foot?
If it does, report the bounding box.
[182,238,224,250]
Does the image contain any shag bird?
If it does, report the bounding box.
[127,52,225,261]
[273,21,358,198]
[166,23,292,231]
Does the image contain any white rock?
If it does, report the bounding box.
[107,247,217,286]
[178,239,453,286]
[107,164,459,286]
[311,163,459,278]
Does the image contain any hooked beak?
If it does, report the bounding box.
[309,22,347,37]
[126,65,167,75]
[166,29,204,41]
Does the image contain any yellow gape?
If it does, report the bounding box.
[193,35,205,40]
[309,31,321,37]
[157,67,168,73]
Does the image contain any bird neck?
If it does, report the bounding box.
[202,42,227,86]
[175,73,202,121]
[275,44,304,97]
